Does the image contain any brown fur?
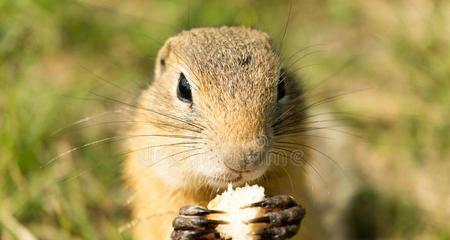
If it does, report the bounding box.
[124,26,330,239]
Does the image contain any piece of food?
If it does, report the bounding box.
[207,184,267,240]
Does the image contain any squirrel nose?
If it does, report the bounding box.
[221,136,268,172]
[224,151,263,173]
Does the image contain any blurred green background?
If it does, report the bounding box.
[0,0,449,239]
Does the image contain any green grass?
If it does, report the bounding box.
[1,0,449,239]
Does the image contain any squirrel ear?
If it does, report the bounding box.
[154,37,174,79]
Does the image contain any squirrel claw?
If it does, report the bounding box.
[179,205,225,216]
[171,205,226,240]
[246,195,305,240]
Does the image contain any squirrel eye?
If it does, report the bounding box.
[277,74,286,101]
[177,73,192,103]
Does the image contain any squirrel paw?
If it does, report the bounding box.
[244,195,305,240]
[171,205,226,240]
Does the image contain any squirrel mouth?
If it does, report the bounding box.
[229,175,243,182]
[211,174,243,183]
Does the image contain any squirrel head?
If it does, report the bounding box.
[132,26,305,188]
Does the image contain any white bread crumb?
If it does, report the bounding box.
[207,184,267,240]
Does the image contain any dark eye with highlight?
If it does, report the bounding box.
[177,73,192,103]
[277,74,287,101]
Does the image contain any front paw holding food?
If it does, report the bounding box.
[171,205,227,240]
[244,195,305,240]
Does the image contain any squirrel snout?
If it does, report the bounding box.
[220,136,269,173]
[223,153,264,173]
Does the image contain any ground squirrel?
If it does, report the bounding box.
[124,26,331,239]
